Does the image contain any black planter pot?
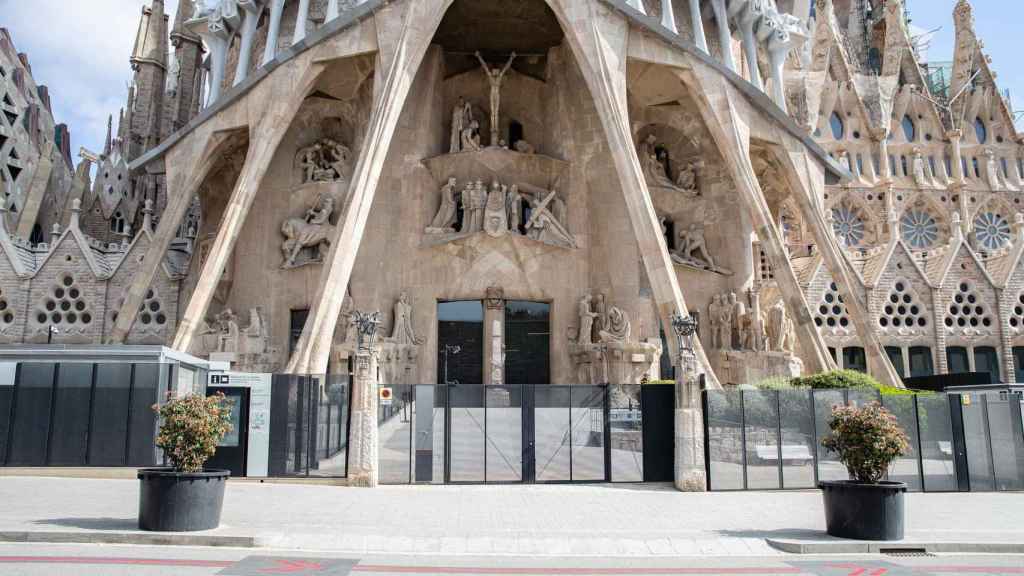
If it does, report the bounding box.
[819,480,907,541]
[138,468,230,532]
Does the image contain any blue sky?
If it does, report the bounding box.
[0,0,1019,163]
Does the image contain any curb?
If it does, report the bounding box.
[0,531,258,548]
[767,538,1024,555]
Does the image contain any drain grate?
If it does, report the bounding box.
[880,548,934,557]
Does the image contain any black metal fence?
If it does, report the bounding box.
[704,389,1024,492]
[268,374,349,477]
[0,362,171,467]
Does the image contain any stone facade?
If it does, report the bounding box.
[2,0,1023,389]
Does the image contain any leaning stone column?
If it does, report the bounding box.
[348,311,382,488]
[686,0,707,52]
[233,0,263,86]
[326,0,340,22]
[625,0,646,15]
[671,314,707,492]
[261,0,286,65]
[292,0,311,44]
[187,11,236,104]
[735,3,764,90]
[710,0,737,72]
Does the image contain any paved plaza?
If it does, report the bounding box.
[1,476,1022,557]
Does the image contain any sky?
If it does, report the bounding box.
[0,0,1020,163]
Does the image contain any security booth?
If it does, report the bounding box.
[0,345,210,469]
[205,371,273,478]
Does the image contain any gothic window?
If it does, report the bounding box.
[944,282,992,330]
[815,282,850,330]
[34,274,92,327]
[973,211,1011,250]
[975,117,988,144]
[0,287,13,325]
[1008,292,1024,329]
[829,112,844,140]
[831,205,865,246]
[900,208,939,249]
[902,115,916,142]
[879,281,928,330]
[110,211,127,234]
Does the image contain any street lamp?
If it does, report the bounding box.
[670,312,702,405]
[351,310,382,354]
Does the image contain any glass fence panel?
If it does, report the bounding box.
[610,384,643,482]
[814,390,848,482]
[379,383,412,484]
[917,395,958,491]
[128,363,160,467]
[962,394,995,491]
[310,375,348,478]
[743,391,781,490]
[707,390,744,490]
[534,386,571,482]
[48,363,93,466]
[778,390,816,489]
[414,385,445,483]
[881,395,922,491]
[986,393,1024,491]
[571,386,605,482]
[848,388,881,407]
[485,386,522,482]
[7,363,56,466]
[449,385,485,482]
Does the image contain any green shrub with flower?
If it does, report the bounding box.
[821,402,910,483]
[152,393,234,473]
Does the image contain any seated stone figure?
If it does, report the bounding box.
[281,193,335,268]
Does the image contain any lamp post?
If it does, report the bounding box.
[670,311,707,492]
[670,312,700,401]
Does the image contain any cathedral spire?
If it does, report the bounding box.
[104,114,113,156]
[131,0,169,71]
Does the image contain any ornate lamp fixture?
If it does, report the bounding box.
[352,310,382,353]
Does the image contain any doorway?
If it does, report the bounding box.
[206,386,250,478]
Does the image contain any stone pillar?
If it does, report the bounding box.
[948,129,965,182]
[736,6,763,91]
[262,0,286,66]
[625,0,646,15]
[326,0,340,21]
[674,335,707,492]
[660,0,678,34]
[233,0,263,86]
[686,0,707,52]
[348,349,380,487]
[292,0,311,44]
[710,0,737,72]
[485,288,505,385]
[189,19,233,104]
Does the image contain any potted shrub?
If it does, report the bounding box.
[820,402,910,541]
[138,393,234,532]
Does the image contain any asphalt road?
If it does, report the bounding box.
[0,543,1022,576]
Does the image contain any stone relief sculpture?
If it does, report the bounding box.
[524,188,575,248]
[984,149,1003,191]
[297,138,352,184]
[388,292,423,345]
[912,147,929,188]
[475,51,517,147]
[513,140,536,155]
[281,192,335,269]
[639,134,701,196]
[450,98,475,154]
[461,120,482,152]
[670,223,732,275]
[598,306,631,344]
[194,307,275,369]
[574,294,599,345]
[426,177,459,233]
[484,179,510,237]
[765,300,796,353]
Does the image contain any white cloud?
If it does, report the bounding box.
[0,0,180,159]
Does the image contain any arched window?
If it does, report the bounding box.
[110,211,126,234]
[829,112,844,140]
[902,115,916,142]
[975,117,988,144]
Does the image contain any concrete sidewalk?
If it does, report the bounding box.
[1,477,1022,557]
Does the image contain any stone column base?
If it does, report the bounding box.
[346,408,378,488]
[674,407,707,492]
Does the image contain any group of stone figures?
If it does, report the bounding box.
[448,51,536,155]
[574,293,632,345]
[639,134,700,196]
[426,177,575,248]
[708,292,795,354]
[195,307,271,357]
[297,138,352,184]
